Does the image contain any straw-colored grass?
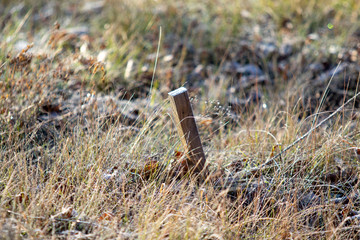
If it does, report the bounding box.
[1,0,360,239]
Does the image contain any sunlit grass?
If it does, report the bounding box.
[0,0,360,239]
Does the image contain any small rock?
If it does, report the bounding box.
[317,62,348,83]
[33,3,54,21]
[97,49,108,62]
[307,33,319,42]
[237,64,263,76]
[240,10,252,19]
[124,59,134,79]
[309,63,324,73]
[66,26,89,36]
[257,42,278,58]
[298,191,321,209]
[222,61,240,74]
[14,40,30,52]
[279,43,292,57]
[163,54,173,62]
[240,75,267,88]
[81,0,104,14]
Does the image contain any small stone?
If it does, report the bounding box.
[97,50,108,62]
[81,0,104,14]
[257,42,278,58]
[279,44,292,57]
[237,64,263,76]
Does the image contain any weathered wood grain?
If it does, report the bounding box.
[168,87,206,173]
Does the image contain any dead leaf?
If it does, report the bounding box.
[269,145,281,158]
[9,44,33,69]
[174,150,185,158]
[52,177,75,197]
[198,117,213,127]
[169,151,190,178]
[98,212,114,222]
[52,207,77,219]
[131,158,160,180]
[355,149,360,161]
[227,159,246,172]
[40,102,62,113]
[14,192,30,205]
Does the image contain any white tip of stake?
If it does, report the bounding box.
[168,87,188,96]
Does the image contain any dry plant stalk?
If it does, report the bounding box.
[169,87,206,174]
[246,90,360,175]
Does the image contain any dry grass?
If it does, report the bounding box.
[1,0,360,239]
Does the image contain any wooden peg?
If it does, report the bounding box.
[168,87,206,173]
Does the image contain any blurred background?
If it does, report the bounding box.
[1,0,359,114]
